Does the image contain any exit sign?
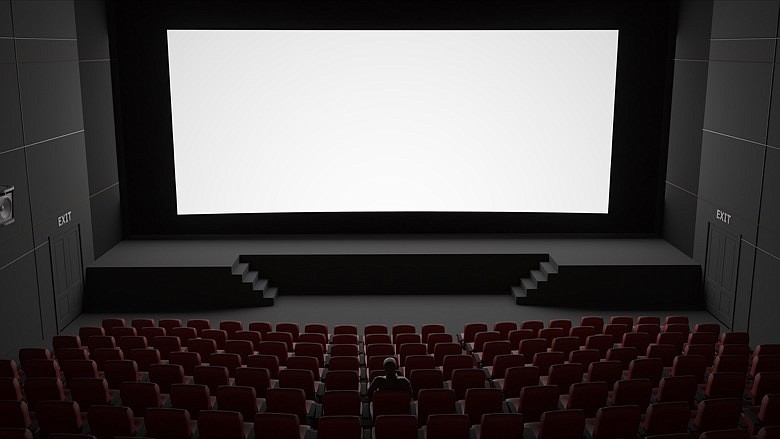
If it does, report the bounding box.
[716,209,731,225]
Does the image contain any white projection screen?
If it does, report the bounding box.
[167,29,619,215]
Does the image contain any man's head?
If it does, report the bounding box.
[383,357,398,375]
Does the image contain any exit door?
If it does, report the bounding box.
[704,222,740,327]
[49,224,83,331]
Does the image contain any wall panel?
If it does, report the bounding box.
[703,60,772,143]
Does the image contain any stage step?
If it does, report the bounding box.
[511,285,528,303]
[232,257,278,307]
[243,269,259,285]
[540,261,558,276]
[530,269,546,285]
[232,262,249,276]
[511,256,559,305]
[254,278,269,291]
[262,287,278,304]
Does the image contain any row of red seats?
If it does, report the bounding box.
[2,389,780,439]
[0,314,776,438]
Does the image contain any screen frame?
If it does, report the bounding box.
[108,0,676,235]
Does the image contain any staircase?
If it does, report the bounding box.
[511,256,558,305]
[231,257,278,306]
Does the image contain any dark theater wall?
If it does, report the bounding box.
[0,0,121,358]
[665,0,780,344]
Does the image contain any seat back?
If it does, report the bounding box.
[463,388,504,425]
[442,354,474,380]
[462,323,488,344]
[36,401,84,438]
[316,415,362,439]
[569,349,600,370]
[216,320,242,337]
[0,377,22,401]
[144,408,193,439]
[265,388,309,423]
[433,342,462,366]
[565,381,608,417]
[128,348,161,372]
[68,378,111,409]
[371,391,411,420]
[536,409,585,439]
[276,323,300,342]
[587,360,623,388]
[168,351,202,375]
[246,354,280,378]
[591,405,641,439]
[197,410,246,439]
[693,398,745,433]
[533,351,566,376]
[581,316,605,333]
[373,415,418,439]
[516,385,560,422]
[234,367,272,397]
[751,372,780,405]
[293,343,324,366]
[610,378,652,411]
[403,355,435,378]
[409,368,444,399]
[471,331,501,353]
[60,359,98,382]
[549,319,573,334]
[488,354,525,380]
[656,375,698,407]
[671,354,707,383]
[477,413,525,439]
[518,338,547,361]
[253,413,307,439]
[500,366,540,398]
[216,385,259,420]
[421,324,446,343]
[538,328,566,349]
[321,390,362,417]
[103,360,138,389]
[705,372,747,399]
[643,401,692,435]
[278,369,316,400]
[189,338,219,363]
[193,365,231,394]
[323,370,359,392]
[424,414,471,439]
[22,377,66,411]
[549,337,580,358]
[605,347,638,371]
[148,364,186,393]
[399,343,428,366]
[119,381,162,416]
[331,334,359,346]
[626,358,664,387]
[286,356,321,381]
[449,368,486,400]
[0,401,32,429]
[233,331,262,351]
[547,363,583,395]
[570,326,597,345]
[585,334,614,358]
[427,333,454,354]
[416,388,457,427]
[493,322,518,340]
[170,383,212,420]
[86,405,137,439]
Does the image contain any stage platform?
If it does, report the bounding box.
[84,236,703,311]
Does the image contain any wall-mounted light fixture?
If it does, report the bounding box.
[0,185,15,226]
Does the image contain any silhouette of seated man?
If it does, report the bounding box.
[366,357,412,400]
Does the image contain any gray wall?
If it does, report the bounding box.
[0,0,120,359]
[665,0,780,344]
